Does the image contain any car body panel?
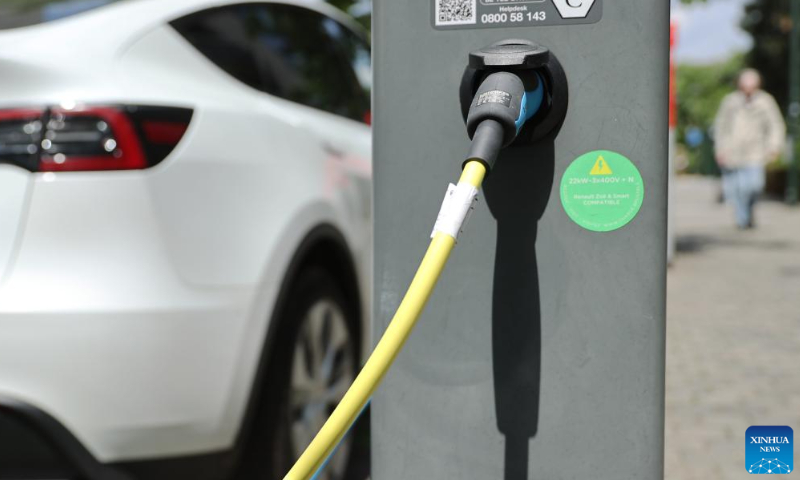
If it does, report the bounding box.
[0,0,371,463]
[0,165,30,283]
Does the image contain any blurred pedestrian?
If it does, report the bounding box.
[713,69,786,229]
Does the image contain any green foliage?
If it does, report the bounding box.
[741,0,792,109]
[676,55,744,173]
[676,0,796,175]
[677,55,744,133]
[677,0,791,109]
[0,0,56,8]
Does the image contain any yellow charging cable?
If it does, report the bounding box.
[284,160,487,480]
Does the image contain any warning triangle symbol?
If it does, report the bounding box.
[590,155,613,176]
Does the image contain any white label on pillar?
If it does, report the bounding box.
[432,0,601,31]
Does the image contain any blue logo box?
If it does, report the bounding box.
[746,426,793,474]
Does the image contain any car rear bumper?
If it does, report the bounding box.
[0,171,263,463]
[0,396,132,480]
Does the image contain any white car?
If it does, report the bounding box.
[0,1,372,479]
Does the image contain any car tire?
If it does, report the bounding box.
[244,266,365,480]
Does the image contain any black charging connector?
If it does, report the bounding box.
[468,119,506,171]
[465,71,534,169]
[460,39,569,171]
[467,72,531,147]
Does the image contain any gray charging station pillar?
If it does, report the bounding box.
[372,1,669,479]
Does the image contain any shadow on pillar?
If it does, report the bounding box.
[483,142,555,480]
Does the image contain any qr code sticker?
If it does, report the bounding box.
[435,0,477,26]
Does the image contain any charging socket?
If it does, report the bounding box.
[460,39,569,145]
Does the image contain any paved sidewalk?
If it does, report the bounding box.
[665,176,800,479]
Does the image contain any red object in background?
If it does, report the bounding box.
[669,21,678,129]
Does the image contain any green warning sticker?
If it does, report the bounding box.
[560,150,644,232]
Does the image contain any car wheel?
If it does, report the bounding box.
[263,267,360,480]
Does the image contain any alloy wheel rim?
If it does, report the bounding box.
[289,298,355,480]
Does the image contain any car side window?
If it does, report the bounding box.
[172,4,370,124]
[247,4,368,123]
[170,5,262,91]
[318,16,371,124]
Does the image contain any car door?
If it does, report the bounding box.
[170,1,372,256]
[245,2,372,164]
[245,2,372,263]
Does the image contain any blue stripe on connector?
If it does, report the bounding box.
[515,91,528,134]
[515,73,546,134]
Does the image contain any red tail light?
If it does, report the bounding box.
[0,105,193,172]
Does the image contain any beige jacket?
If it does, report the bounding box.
[714,90,786,168]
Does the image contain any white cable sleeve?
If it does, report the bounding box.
[431,182,479,241]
